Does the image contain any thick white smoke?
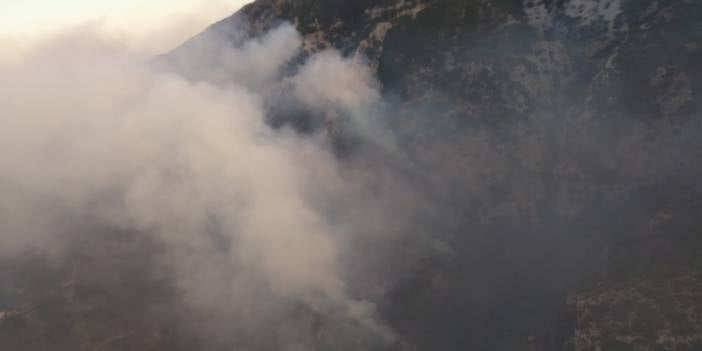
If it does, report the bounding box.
[0,21,393,346]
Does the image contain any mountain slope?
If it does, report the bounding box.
[3,1,702,351]
[184,1,702,350]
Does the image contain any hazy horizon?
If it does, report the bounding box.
[0,0,251,58]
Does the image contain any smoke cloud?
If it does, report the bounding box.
[0,19,397,350]
[5,3,701,351]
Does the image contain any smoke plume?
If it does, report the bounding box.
[0,19,397,350]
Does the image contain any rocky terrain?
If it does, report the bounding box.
[2,0,702,350]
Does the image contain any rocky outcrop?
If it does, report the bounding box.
[568,273,702,351]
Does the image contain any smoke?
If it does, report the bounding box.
[165,22,304,90]
[0,19,397,350]
[293,51,380,110]
[5,3,702,351]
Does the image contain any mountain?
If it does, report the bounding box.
[168,1,702,350]
[173,1,702,350]
[3,1,702,351]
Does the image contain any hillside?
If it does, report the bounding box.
[3,1,702,350]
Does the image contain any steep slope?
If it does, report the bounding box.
[3,1,701,351]
[175,1,702,350]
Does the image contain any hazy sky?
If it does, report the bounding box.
[0,0,251,59]
[0,0,250,47]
